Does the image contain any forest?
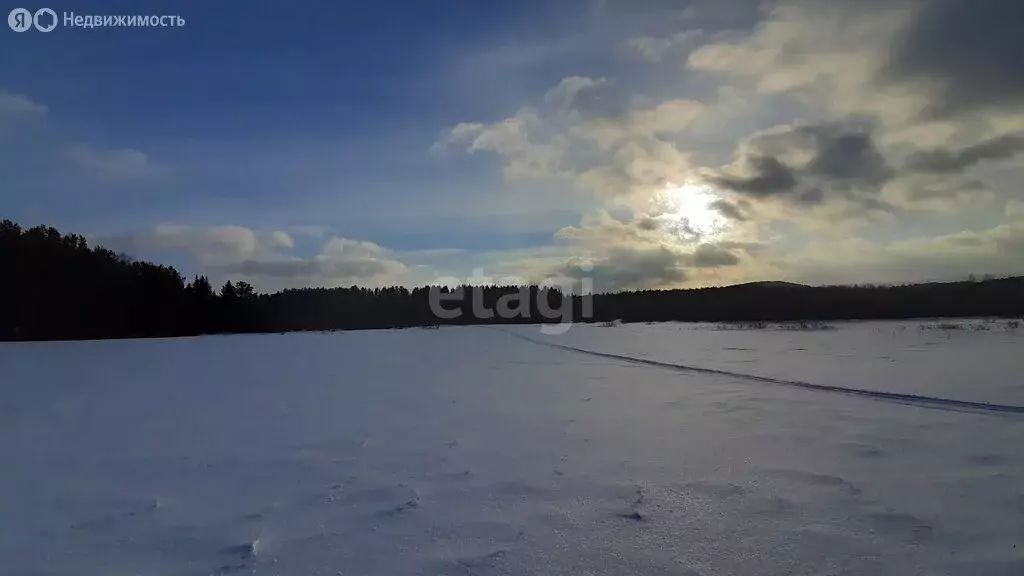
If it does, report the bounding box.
[2,219,1022,341]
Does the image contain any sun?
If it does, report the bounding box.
[657,181,726,239]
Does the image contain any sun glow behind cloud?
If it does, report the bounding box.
[655,181,727,240]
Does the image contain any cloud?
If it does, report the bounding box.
[544,214,1024,290]
[688,243,741,268]
[544,76,608,110]
[428,1,1024,291]
[577,139,695,200]
[65,142,159,180]
[683,1,930,128]
[903,133,1024,174]
[800,123,894,186]
[99,224,262,266]
[221,233,410,290]
[883,175,991,206]
[668,0,1024,228]
[0,91,47,117]
[780,221,1024,285]
[709,199,749,221]
[682,0,1024,130]
[617,99,705,137]
[1,90,163,208]
[704,119,894,210]
[228,238,407,286]
[96,225,410,290]
[687,2,910,94]
[271,230,295,249]
[627,29,704,62]
[431,108,564,179]
[558,244,690,292]
[435,78,702,200]
[688,38,780,78]
[708,155,798,197]
[547,210,747,291]
[554,209,666,246]
[880,0,1024,119]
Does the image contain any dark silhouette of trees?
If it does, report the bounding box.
[1,219,1022,341]
[0,220,204,341]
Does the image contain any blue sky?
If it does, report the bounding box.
[3,0,1024,291]
[3,2,610,248]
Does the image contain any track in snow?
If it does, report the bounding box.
[495,327,1024,417]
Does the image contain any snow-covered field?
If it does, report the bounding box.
[2,321,1023,575]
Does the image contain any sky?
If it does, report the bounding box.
[2,0,1023,292]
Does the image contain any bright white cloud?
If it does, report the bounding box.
[435,79,703,203]
[147,224,261,265]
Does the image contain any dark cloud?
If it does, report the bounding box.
[706,120,894,209]
[708,155,798,196]
[709,199,748,221]
[800,125,894,186]
[635,215,661,230]
[689,244,741,268]
[798,188,824,205]
[904,133,1024,174]
[882,0,1024,118]
[562,245,689,292]
[556,240,742,293]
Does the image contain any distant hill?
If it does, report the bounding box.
[727,281,811,289]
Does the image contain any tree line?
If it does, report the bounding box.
[1,219,1022,341]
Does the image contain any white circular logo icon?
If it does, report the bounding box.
[33,8,56,32]
[8,7,57,32]
[8,8,32,32]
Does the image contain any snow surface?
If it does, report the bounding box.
[2,321,1023,575]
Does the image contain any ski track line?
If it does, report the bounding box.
[492,328,1024,417]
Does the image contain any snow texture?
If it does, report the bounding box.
[2,320,1023,575]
